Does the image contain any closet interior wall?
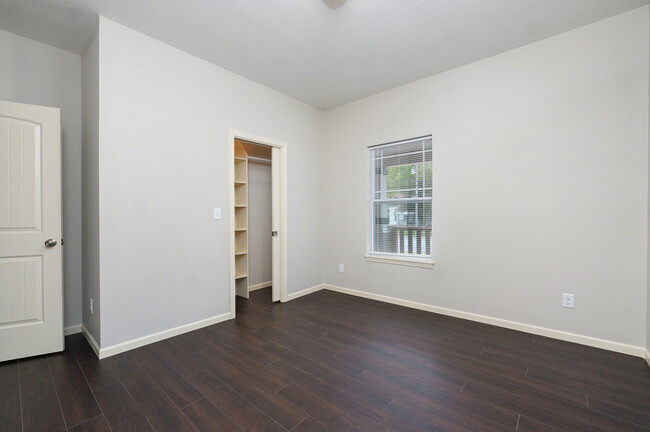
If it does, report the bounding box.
[234,139,272,298]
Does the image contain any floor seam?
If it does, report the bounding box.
[46,356,69,430]
[17,361,24,432]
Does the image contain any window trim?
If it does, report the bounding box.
[367,136,434,267]
[364,253,434,269]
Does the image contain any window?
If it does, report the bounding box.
[368,136,433,267]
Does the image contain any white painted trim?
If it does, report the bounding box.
[644,349,650,367]
[249,281,273,292]
[96,313,230,360]
[64,324,82,335]
[81,325,101,358]
[286,284,325,301]
[230,130,287,149]
[323,284,646,358]
[280,145,288,303]
[271,146,281,302]
[364,254,434,269]
[229,130,237,318]
[229,129,288,312]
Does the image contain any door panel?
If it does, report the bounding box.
[0,118,41,230]
[0,100,62,362]
[271,147,280,302]
[0,257,43,324]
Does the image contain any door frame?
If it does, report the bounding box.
[228,129,288,318]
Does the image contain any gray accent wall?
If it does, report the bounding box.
[81,25,100,343]
[248,161,273,287]
[3,6,649,356]
[323,7,649,347]
[91,17,323,348]
[0,28,83,330]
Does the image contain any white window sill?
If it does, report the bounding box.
[364,254,434,269]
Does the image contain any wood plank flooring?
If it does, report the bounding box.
[1,287,649,431]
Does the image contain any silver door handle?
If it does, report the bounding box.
[45,239,57,247]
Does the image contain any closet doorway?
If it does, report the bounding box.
[229,130,287,317]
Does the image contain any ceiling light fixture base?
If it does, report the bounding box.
[322,0,347,10]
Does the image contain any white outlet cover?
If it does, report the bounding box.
[213,208,222,220]
[562,293,574,308]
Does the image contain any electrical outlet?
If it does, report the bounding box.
[562,293,574,309]
[90,298,94,314]
[339,263,344,273]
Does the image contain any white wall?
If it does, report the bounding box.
[95,17,322,347]
[647,73,650,357]
[2,7,646,356]
[323,7,649,347]
[0,29,82,329]
[81,26,101,344]
[248,161,272,287]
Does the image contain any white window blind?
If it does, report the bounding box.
[369,136,432,259]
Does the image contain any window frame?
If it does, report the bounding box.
[366,136,434,268]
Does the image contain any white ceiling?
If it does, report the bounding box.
[0,0,647,110]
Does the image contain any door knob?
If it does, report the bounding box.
[44,239,57,247]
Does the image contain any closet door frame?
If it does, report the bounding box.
[228,129,287,317]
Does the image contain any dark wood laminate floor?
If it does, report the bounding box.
[2,288,649,432]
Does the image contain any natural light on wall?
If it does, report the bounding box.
[367,136,433,268]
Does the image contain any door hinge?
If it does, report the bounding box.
[271,231,278,237]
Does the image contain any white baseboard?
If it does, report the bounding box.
[249,281,272,292]
[64,324,82,335]
[286,284,325,301]
[323,284,646,358]
[644,349,650,367]
[81,325,101,357]
[87,313,231,360]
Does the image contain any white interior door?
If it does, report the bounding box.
[271,147,280,302]
[0,100,63,362]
